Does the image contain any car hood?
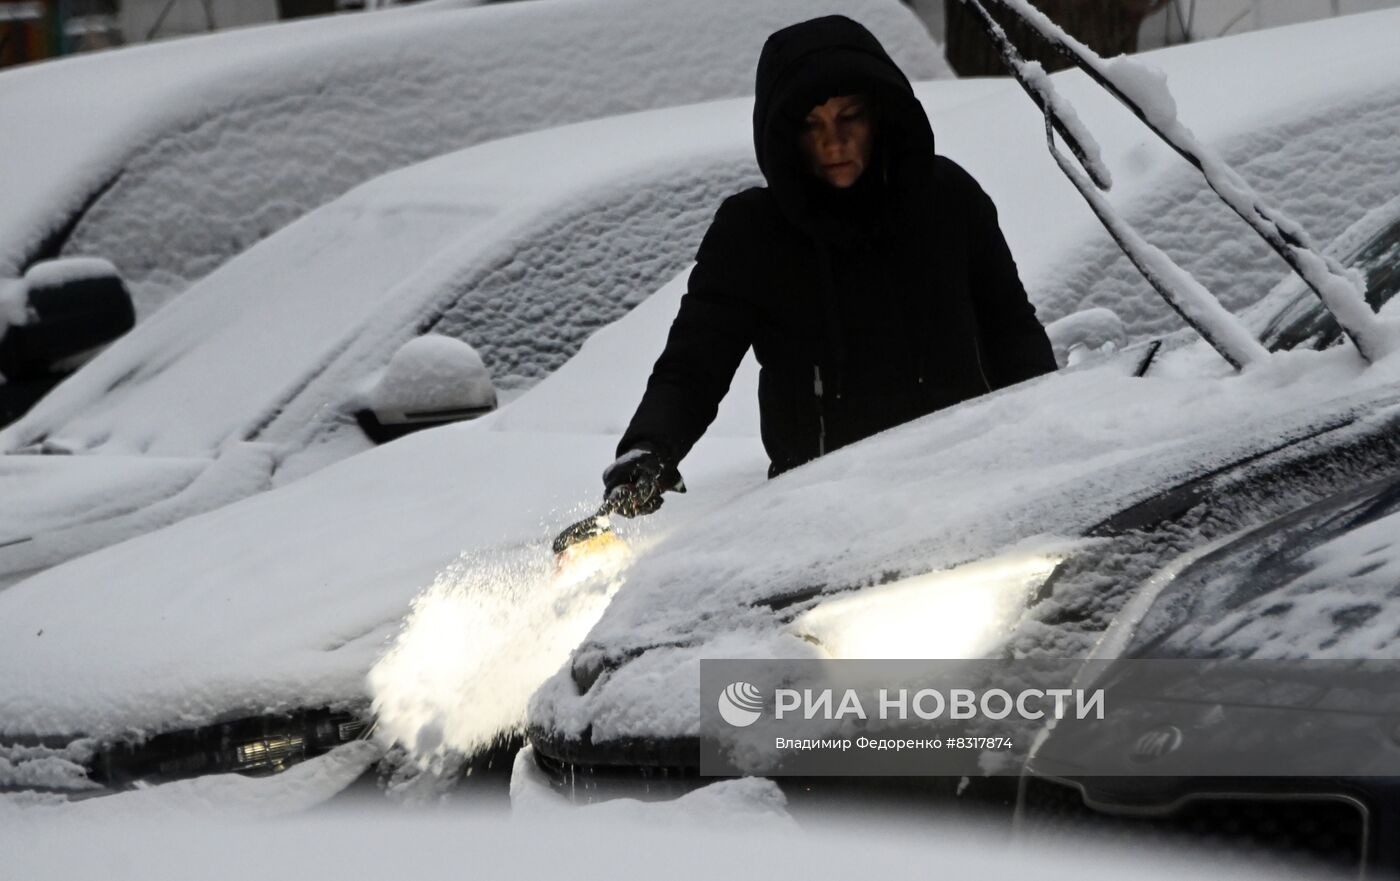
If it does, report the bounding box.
[1,453,209,546]
[529,339,1400,746]
[0,444,278,586]
[1126,473,1400,660]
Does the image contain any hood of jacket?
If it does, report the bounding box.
[752,15,937,244]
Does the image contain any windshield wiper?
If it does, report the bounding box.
[961,0,1394,365]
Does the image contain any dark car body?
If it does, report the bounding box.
[1017,474,1400,877]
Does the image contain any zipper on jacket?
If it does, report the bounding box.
[971,335,993,392]
[814,364,827,457]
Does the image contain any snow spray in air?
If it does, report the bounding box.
[367,532,631,774]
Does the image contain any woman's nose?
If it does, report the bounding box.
[815,124,846,152]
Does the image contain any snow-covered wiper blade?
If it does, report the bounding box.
[962,0,1394,366]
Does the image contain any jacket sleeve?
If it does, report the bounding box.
[964,174,1057,389]
[616,196,758,464]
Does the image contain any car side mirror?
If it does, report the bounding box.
[1045,306,1128,368]
[1,259,135,429]
[354,334,497,445]
[0,258,135,381]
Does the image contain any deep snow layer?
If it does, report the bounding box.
[0,0,947,317]
[0,765,1299,881]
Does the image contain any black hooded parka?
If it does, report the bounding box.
[619,15,1056,478]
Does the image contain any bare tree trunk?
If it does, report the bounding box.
[944,0,1167,76]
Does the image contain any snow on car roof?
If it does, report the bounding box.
[0,81,999,472]
[3,10,1400,753]
[0,0,947,318]
[0,98,763,462]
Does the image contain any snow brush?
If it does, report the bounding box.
[550,501,631,586]
[552,461,681,559]
[551,466,683,576]
[552,500,619,557]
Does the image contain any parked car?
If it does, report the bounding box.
[0,0,942,320]
[0,95,768,589]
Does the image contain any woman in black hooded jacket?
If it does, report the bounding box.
[603,15,1056,515]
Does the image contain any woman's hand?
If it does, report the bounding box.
[602,446,685,517]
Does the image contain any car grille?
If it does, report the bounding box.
[1018,775,1368,877]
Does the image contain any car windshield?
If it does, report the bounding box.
[1246,194,1400,352]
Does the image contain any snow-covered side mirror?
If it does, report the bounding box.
[354,334,497,444]
[1,258,135,428]
[1045,306,1128,368]
[0,258,135,380]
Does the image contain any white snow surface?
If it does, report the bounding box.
[3,12,1400,757]
[363,334,495,415]
[0,0,947,318]
[0,773,1299,881]
[22,257,120,289]
[1044,307,1126,366]
[2,741,381,820]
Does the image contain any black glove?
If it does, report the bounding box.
[602,445,685,518]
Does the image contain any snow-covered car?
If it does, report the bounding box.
[0,96,770,589]
[2,7,1399,819]
[0,0,943,320]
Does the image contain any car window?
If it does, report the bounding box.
[256,159,762,478]
[1254,200,1400,352]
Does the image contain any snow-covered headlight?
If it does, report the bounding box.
[792,553,1063,659]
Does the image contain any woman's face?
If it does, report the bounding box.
[798,94,874,189]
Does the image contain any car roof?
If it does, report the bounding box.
[1,0,946,319]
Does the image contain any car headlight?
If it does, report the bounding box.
[791,553,1063,659]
